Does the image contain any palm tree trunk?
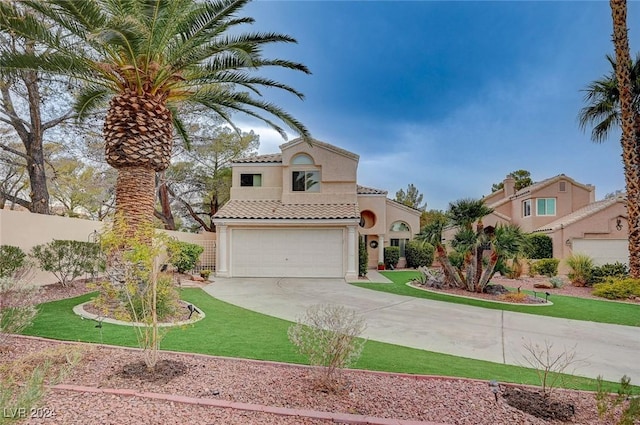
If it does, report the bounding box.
[610,0,640,277]
[115,166,156,235]
[435,244,464,288]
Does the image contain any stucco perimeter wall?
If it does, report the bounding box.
[0,209,215,285]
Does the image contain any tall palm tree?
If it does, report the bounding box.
[0,0,310,234]
[606,0,640,277]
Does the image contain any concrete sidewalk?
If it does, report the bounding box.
[203,277,640,383]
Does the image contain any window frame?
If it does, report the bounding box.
[240,173,262,187]
[389,221,410,232]
[523,199,531,217]
[292,170,320,192]
[536,198,556,216]
[390,238,410,257]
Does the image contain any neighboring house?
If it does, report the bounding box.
[443,174,629,268]
[212,139,420,279]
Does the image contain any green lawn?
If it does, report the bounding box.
[353,271,640,327]
[21,288,627,392]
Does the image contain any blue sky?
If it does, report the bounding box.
[234,1,640,211]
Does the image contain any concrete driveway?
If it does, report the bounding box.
[203,277,640,383]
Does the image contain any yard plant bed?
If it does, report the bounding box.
[4,335,630,425]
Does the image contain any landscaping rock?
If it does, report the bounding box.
[484,284,509,295]
[533,281,553,289]
[191,275,205,282]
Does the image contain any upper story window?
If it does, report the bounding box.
[240,174,262,187]
[291,153,314,165]
[536,198,556,216]
[292,171,320,192]
[523,199,531,217]
[390,221,410,232]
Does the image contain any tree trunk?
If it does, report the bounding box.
[155,171,176,230]
[610,0,640,277]
[435,244,464,288]
[25,134,50,214]
[115,166,156,236]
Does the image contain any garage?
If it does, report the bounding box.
[572,239,629,266]
[230,228,345,277]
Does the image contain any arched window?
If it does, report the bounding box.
[390,221,410,232]
[291,153,314,165]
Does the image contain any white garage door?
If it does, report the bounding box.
[231,228,344,277]
[572,239,629,266]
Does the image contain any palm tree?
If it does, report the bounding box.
[0,0,310,235]
[599,0,640,277]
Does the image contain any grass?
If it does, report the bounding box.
[353,271,640,327]
[20,288,630,393]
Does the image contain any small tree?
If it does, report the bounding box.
[288,304,366,392]
[30,240,102,286]
[520,340,580,398]
[100,218,178,370]
[358,237,368,277]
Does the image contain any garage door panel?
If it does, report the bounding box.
[231,229,344,277]
[572,239,629,266]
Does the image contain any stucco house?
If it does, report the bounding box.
[443,174,628,268]
[212,139,421,279]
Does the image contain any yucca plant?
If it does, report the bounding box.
[565,253,595,287]
[0,0,310,235]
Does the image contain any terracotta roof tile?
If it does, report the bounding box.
[213,200,360,220]
[234,154,282,164]
[357,185,387,195]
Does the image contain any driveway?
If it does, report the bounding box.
[203,277,640,383]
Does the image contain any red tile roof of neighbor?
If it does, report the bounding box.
[233,154,283,163]
[356,185,388,195]
[213,200,360,220]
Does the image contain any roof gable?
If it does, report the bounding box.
[280,138,359,162]
[534,195,626,232]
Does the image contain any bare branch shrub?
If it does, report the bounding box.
[520,340,582,397]
[288,304,366,392]
[0,262,39,346]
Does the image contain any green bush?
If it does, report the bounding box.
[448,251,464,269]
[404,240,434,269]
[0,245,26,278]
[565,253,594,287]
[30,240,102,286]
[384,246,400,269]
[531,258,559,277]
[590,262,629,284]
[525,234,553,259]
[167,241,204,273]
[592,278,640,300]
[358,238,368,277]
[128,273,181,321]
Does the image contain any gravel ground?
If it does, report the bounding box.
[4,274,634,424]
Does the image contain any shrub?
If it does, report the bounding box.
[358,238,368,277]
[596,375,640,425]
[530,258,559,277]
[167,240,204,273]
[499,291,529,303]
[591,262,629,284]
[288,304,366,392]
[404,240,434,269]
[0,276,39,346]
[525,234,553,259]
[126,273,181,321]
[448,251,464,269]
[30,240,102,286]
[549,276,564,289]
[384,246,400,269]
[592,278,640,300]
[565,253,594,287]
[200,269,211,280]
[0,245,26,278]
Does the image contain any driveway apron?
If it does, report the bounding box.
[204,277,640,382]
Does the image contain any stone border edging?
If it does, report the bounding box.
[72,301,205,327]
[50,383,446,425]
[405,282,554,306]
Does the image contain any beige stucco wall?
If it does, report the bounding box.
[230,164,283,200]
[0,209,215,285]
[280,142,358,205]
[357,195,387,235]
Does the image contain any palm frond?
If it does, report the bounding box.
[74,86,112,121]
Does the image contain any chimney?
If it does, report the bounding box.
[504,175,516,197]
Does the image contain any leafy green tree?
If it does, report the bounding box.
[0,0,310,236]
[395,184,426,211]
[417,209,449,247]
[491,170,533,192]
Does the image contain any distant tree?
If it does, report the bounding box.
[0,141,28,210]
[417,210,449,246]
[491,170,534,192]
[395,184,426,211]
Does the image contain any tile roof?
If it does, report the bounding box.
[357,185,388,195]
[213,200,360,220]
[534,195,626,232]
[233,154,282,164]
[486,174,594,208]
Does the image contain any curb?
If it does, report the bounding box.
[51,384,446,425]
